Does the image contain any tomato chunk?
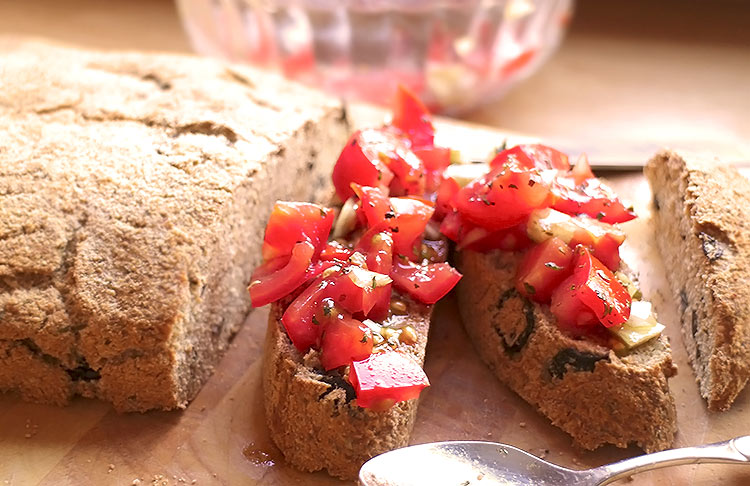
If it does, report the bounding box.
[516,237,574,302]
[281,275,337,351]
[349,351,430,410]
[250,241,315,308]
[391,84,435,149]
[333,129,396,200]
[550,246,631,331]
[454,164,550,231]
[319,241,353,262]
[490,144,570,172]
[261,202,334,262]
[551,177,636,224]
[320,316,373,371]
[390,261,462,304]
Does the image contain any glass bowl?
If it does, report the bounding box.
[176,0,573,114]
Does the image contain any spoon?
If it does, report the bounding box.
[359,436,750,486]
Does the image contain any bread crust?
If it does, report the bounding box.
[0,40,349,411]
[455,249,677,452]
[262,300,431,480]
[645,150,750,411]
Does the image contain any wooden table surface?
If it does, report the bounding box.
[1,1,750,485]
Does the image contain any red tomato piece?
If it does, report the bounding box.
[515,237,574,302]
[490,144,570,172]
[570,153,595,185]
[348,351,430,410]
[353,184,393,228]
[250,241,315,308]
[550,282,599,334]
[332,129,396,201]
[454,164,550,231]
[439,210,463,242]
[391,84,435,149]
[551,177,636,224]
[457,221,532,252]
[356,226,394,274]
[550,246,631,331]
[414,146,451,193]
[389,197,435,258]
[390,261,462,304]
[569,228,623,271]
[281,274,338,352]
[434,176,460,221]
[261,202,334,262]
[319,241,353,262]
[319,316,373,371]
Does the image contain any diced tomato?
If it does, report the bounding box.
[515,237,574,302]
[550,283,599,334]
[353,184,392,228]
[414,146,451,172]
[388,197,435,258]
[390,260,462,304]
[569,228,622,271]
[391,84,435,149]
[348,351,430,410]
[550,246,631,331]
[439,210,463,242]
[250,241,315,308]
[319,241,353,262]
[570,153,595,185]
[490,144,570,172]
[305,260,339,283]
[457,221,532,252]
[261,202,334,262]
[319,316,373,371]
[332,129,396,201]
[435,176,460,220]
[356,226,394,274]
[414,146,451,193]
[454,164,550,231]
[551,177,636,224]
[281,274,338,351]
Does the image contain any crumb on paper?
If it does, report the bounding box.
[519,422,526,428]
[107,464,115,473]
[151,475,169,486]
[131,479,142,486]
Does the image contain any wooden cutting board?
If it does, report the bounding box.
[2,110,750,486]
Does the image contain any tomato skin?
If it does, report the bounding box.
[414,146,451,172]
[550,246,631,332]
[319,316,373,371]
[356,226,394,274]
[435,176,460,220]
[333,130,396,201]
[319,241,353,262]
[516,237,574,302]
[250,241,315,308]
[551,177,636,224]
[454,164,550,231]
[390,261,462,304]
[490,144,570,172]
[281,275,336,351]
[355,185,435,259]
[392,84,435,149]
[569,229,622,271]
[348,351,430,410]
[261,202,334,262]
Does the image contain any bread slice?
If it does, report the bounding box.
[262,298,432,480]
[645,150,750,411]
[455,249,677,452]
[0,40,348,411]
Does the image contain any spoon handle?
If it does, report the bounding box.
[591,436,750,485]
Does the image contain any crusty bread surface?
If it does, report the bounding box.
[263,300,432,480]
[645,150,750,411]
[0,40,348,412]
[455,249,678,452]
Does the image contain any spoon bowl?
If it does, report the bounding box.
[359,436,750,486]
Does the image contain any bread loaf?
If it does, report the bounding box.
[645,150,750,411]
[0,40,349,412]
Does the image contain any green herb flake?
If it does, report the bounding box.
[312,316,320,326]
[508,184,518,189]
[545,262,563,270]
[360,334,369,343]
[524,282,536,295]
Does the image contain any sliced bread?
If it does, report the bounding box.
[262,298,432,480]
[455,249,678,452]
[645,150,750,411]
